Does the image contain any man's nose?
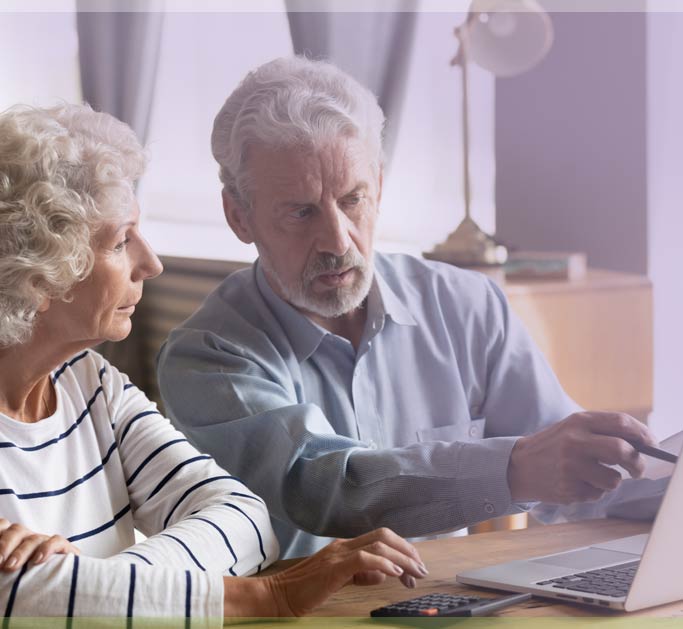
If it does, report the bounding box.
[316,207,351,257]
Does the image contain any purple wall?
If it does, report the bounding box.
[494,11,648,274]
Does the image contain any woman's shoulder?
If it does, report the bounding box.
[52,349,134,406]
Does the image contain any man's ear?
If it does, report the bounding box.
[222,190,254,244]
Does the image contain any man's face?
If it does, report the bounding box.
[234,136,381,319]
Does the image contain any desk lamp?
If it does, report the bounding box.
[424,0,554,268]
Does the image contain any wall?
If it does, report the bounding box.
[647,10,683,440]
[495,10,648,274]
[496,7,682,440]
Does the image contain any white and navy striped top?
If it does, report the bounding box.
[0,350,278,623]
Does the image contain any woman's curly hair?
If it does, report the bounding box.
[0,103,145,347]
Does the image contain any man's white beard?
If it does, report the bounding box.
[258,246,374,318]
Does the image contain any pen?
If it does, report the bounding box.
[629,441,678,464]
[462,593,533,617]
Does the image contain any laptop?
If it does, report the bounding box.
[457,444,682,612]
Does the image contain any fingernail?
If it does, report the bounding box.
[33,553,44,564]
[418,563,429,576]
[5,557,17,570]
[406,575,417,589]
[393,563,404,575]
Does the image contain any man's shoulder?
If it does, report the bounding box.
[182,264,267,330]
[375,252,497,305]
[160,264,291,364]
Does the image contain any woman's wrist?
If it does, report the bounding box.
[222,575,285,617]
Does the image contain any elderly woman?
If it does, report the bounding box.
[0,104,426,620]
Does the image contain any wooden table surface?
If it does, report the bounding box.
[238,519,683,626]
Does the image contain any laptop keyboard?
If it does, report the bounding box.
[536,560,640,598]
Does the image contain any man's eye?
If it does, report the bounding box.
[292,207,313,219]
[342,195,362,207]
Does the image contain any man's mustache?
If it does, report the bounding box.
[304,251,366,280]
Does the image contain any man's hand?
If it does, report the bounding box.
[0,519,81,572]
[507,412,658,504]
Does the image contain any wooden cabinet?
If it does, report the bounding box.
[505,269,653,421]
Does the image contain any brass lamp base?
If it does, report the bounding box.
[423,216,508,267]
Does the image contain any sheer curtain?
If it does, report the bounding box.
[76,2,164,143]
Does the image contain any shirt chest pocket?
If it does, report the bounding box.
[415,417,486,443]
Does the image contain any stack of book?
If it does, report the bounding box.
[504,251,587,281]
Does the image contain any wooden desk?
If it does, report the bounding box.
[254,519,683,622]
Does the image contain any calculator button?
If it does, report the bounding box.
[419,608,439,616]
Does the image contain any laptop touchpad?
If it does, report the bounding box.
[531,548,640,570]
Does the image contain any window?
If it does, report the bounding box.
[138,9,294,261]
[379,11,495,250]
[0,6,495,262]
[0,5,81,110]
[138,8,496,261]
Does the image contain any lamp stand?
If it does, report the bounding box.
[424,17,508,268]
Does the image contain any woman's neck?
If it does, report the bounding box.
[0,333,90,423]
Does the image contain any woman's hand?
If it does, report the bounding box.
[223,527,428,617]
[0,519,81,572]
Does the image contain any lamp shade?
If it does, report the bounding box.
[467,0,554,77]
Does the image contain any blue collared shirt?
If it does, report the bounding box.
[158,253,579,558]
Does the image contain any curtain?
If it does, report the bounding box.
[75,2,164,388]
[285,1,418,167]
[76,3,164,144]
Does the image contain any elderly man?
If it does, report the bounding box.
[157,56,658,559]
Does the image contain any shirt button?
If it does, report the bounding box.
[484,502,495,515]
[469,426,478,437]
[368,440,377,450]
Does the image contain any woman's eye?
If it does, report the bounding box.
[114,237,131,252]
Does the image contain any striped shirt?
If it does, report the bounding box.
[0,350,278,622]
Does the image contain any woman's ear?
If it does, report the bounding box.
[222,190,254,244]
[36,295,51,313]
[377,165,384,209]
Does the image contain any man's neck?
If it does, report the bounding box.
[307,305,367,351]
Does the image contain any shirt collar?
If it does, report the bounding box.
[373,269,417,327]
[255,256,417,363]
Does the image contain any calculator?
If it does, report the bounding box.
[370,592,532,617]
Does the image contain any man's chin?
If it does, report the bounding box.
[302,287,367,319]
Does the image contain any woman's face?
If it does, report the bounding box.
[41,199,163,347]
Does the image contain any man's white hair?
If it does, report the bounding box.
[0,103,145,347]
[211,56,385,207]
